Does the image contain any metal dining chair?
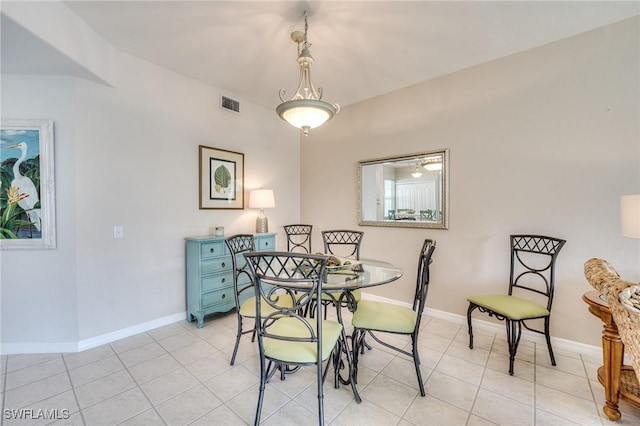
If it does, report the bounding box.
[244,251,354,425]
[225,234,295,366]
[311,230,365,319]
[351,239,436,396]
[224,234,258,365]
[466,235,566,375]
[284,224,313,253]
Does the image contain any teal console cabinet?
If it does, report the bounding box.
[185,233,276,328]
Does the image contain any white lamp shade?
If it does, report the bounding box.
[249,189,275,209]
[621,194,640,238]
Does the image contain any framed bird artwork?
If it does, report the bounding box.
[0,119,56,249]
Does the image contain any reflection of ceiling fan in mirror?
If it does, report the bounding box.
[411,163,423,178]
[421,156,443,171]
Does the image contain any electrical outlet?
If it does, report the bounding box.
[113,226,124,239]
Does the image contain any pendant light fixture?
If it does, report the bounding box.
[423,162,442,171]
[276,10,339,136]
[422,158,443,171]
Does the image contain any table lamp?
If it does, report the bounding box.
[621,194,640,238]
[249,189,275,233]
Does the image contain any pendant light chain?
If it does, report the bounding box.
[300,11,309,55]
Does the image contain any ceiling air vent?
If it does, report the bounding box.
[220,95,240,114]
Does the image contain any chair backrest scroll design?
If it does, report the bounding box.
[322,230,364,260]
[243,252,329,348]
[284,224,313,253]
[508,234,566,311]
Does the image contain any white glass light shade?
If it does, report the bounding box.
[621,194,640,238]
[423,162,442,171]
[276,100,337,135]
[249,189,275,209]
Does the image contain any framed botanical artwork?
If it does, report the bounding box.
[199,145,244,209]
[0,119,56,249]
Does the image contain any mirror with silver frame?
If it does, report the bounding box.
[358,149,449,229]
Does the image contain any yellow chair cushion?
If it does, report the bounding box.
[351,300,417,334]
[466,295,549,320]
[263,317,343,363]
[239,294,295,318]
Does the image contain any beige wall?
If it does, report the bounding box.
[301,17,640,346]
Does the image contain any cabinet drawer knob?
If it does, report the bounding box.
[221,278,226,283]
[221,262,226,268]
[222,294,226,299]
[210,248,215,253]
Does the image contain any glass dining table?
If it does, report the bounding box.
[321,258,403,317]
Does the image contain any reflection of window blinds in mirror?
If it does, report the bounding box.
[360,164,379,220]
[396,181,436,211]
[384,180,396,218]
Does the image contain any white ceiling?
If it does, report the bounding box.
[8,1,640,109]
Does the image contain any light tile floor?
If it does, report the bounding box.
[2,311,640,425]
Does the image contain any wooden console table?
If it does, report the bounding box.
[583,291,640,421]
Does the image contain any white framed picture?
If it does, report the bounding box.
[0,119,56,249]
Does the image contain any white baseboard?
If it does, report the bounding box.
[76,312,186,352]
[361,293,603,360]
[1,312,186,355]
